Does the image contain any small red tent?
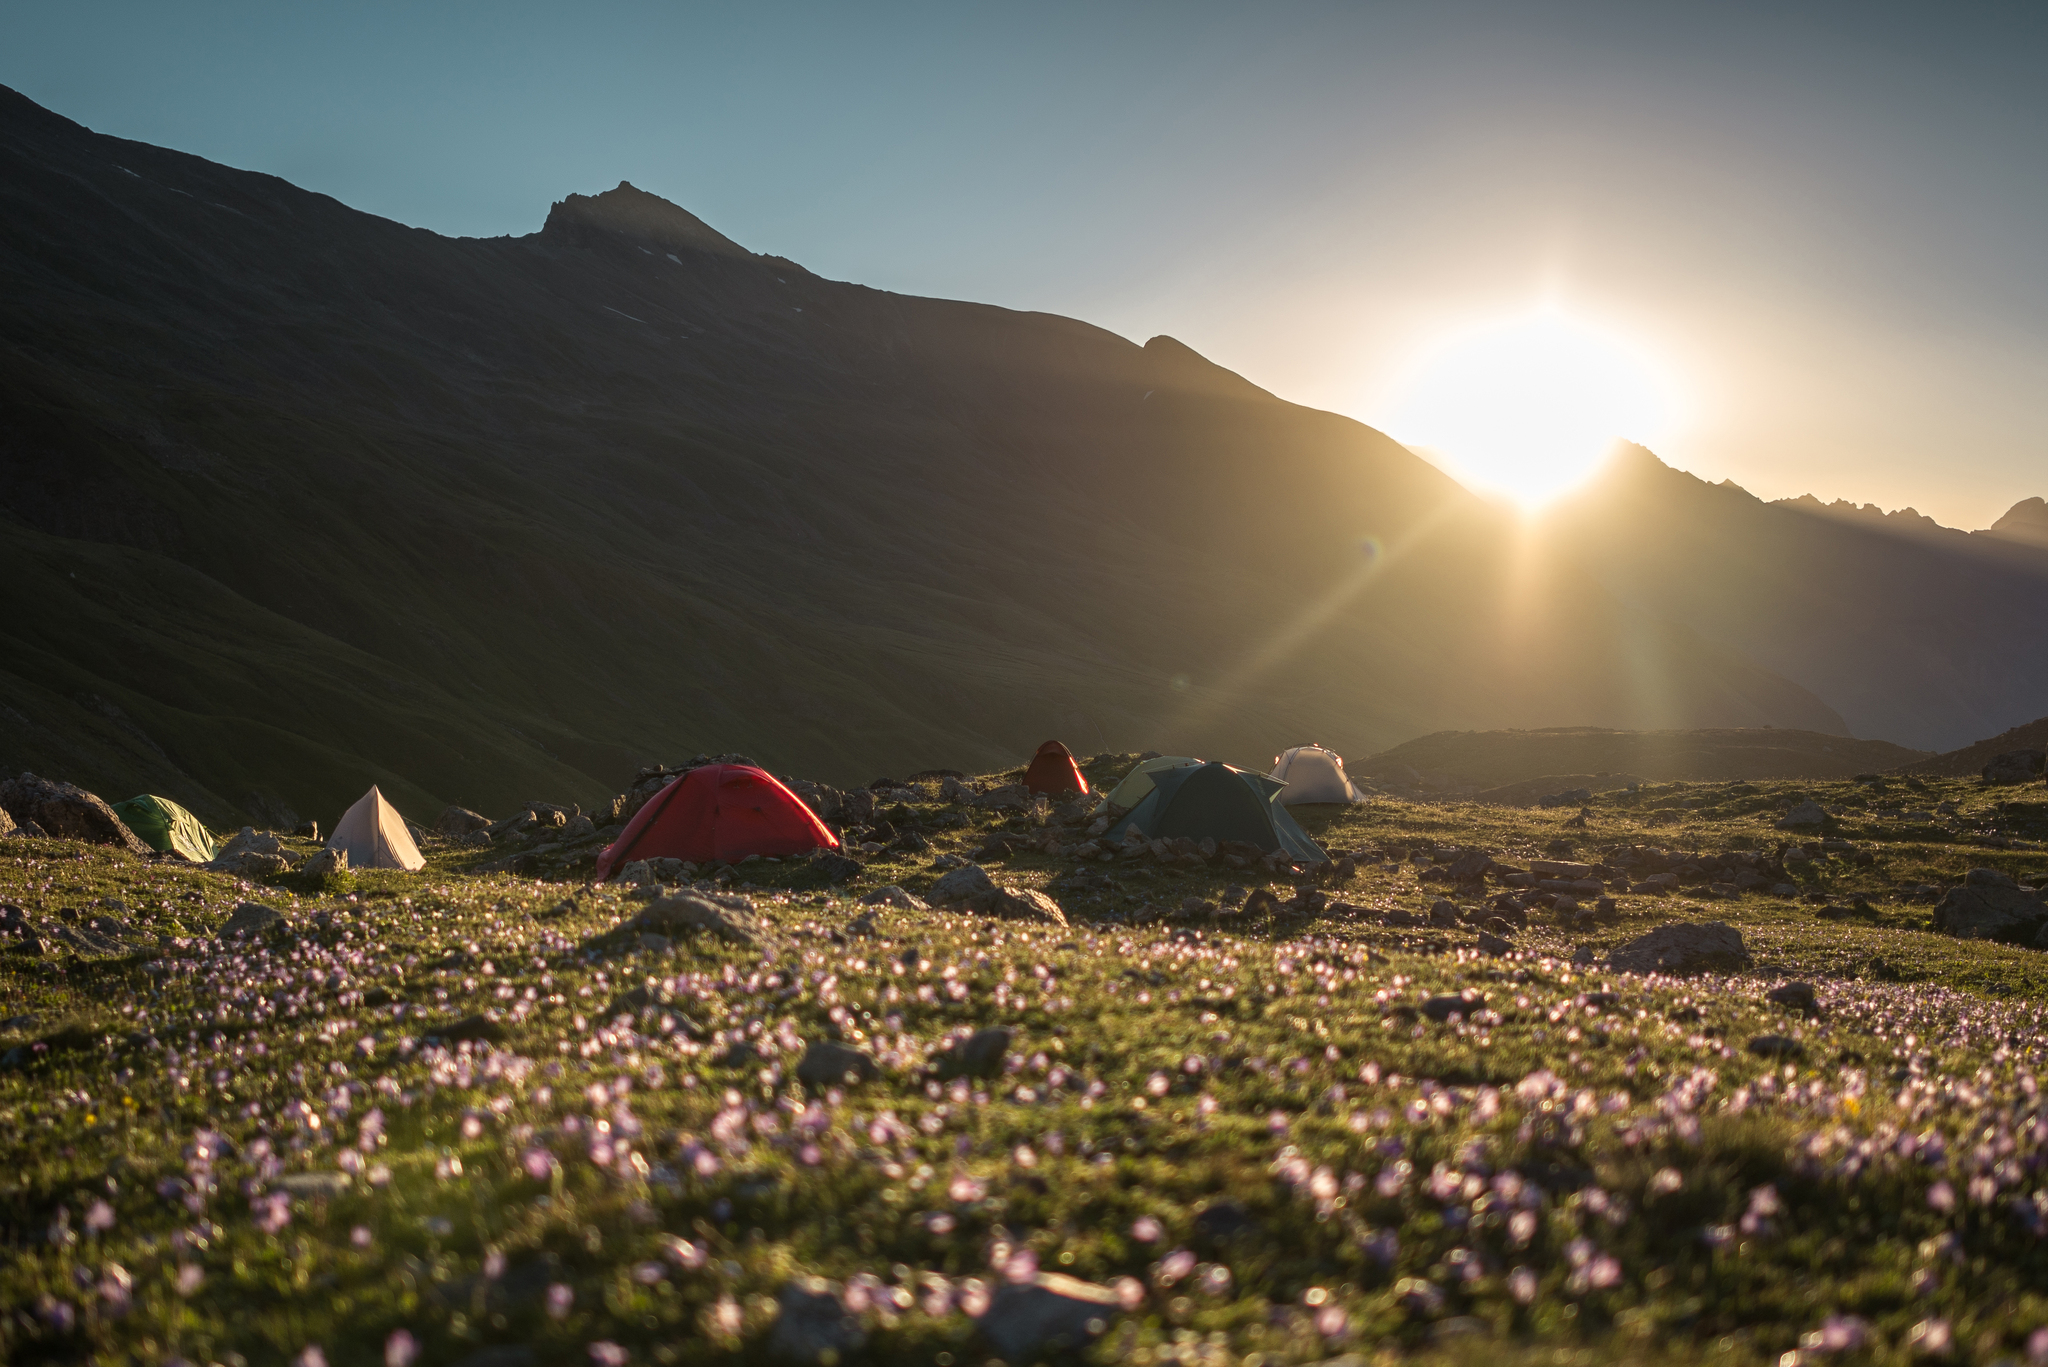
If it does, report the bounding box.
[1022,740,1089,796]
[594,764,838,881]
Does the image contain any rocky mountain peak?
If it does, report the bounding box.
[1988,496,2048,547]
[540,180,750,258]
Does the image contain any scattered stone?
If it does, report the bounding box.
[1776,800,1828,829]
[1606,922,1752,974]
[1766,982,1819,1013]
[1427,898,1459,927]
[1421,992,1484,1022]
[991,886,1068,927]
[767,1278,867,1365]
[1747,1034,1805,1059]
[623,893,759,946]
[219,901,285,939]
[977,1273,1121,1361]
[437,806,491,836]
[1932,874,2047,943]
[293,819,321,841]
[300,846,348,879]
[1477,930,1513,957]
[433,1015,505,1045]
[0,807,15,839]
[0,773,149,852]
[972,783,1032,811]
[934,1027,1012,1079]
[811,850,864,883]
[858,885,929,912]
[276,1171,352,1198]
[796,1040,879,1090]
[930,862,998,908]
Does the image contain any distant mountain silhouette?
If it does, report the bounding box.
[0,86,1930,826]
[1546,445,2048,752]
[1988,497,2048,549]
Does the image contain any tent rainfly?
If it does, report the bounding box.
[111,794,218,863]
[1022,740,1089,797]
[594,764,838,881]
[1106,760,1327,861]
[328,785,425,871]
[1269,744,1367,805]
[1102,755,1204,811]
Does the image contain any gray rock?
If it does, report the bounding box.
[276,1171,351,1198]
[972,783,1032,810]
[0,806,13,839]
[783,779,845,822]
[561,814,596,841]
[301,846,348,879]
[1427,898,1460,927]
[625,893,757,945]
[219,901,285,939]
[977,1273,1120,1361]
[0,773,151,852]
[935,1026,1012,1079]
[1421,993,1484,1022]
[211,850,293,877]
[858,885,930,912]
[1934,881,2047,943]
[1606,921,1752,974]
[1766,982,1819,1012]
[810,850,863,883]
[216,826,286,859]
[940,776,977,804]
[796,1040,879,1090]
[992,886,1068,927]
[1776,800,1828,828]
[1747,1034,1804,1058]
[767,1277,866,1365]
[436,805,491,836]
[1477,930,1513,956]
[1966,867,2018,889]
[930,862,997,907]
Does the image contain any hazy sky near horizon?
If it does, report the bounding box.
[6,1,2045,527]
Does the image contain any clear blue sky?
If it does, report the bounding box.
[6,1,2045,525]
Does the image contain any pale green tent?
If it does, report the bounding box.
[1103,755,1204,811]
[111,794,218,863]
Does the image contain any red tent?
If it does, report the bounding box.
[594,764,838,880]
[1022,740,1089,796]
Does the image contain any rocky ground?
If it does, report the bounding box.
[2,756,2048,1366]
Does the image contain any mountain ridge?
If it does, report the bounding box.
[0,84,1985,832]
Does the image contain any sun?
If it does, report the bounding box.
[1380,308,1681,506]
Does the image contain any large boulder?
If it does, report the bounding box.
[1934,870,2047,943]
[0,806,14,839]
[0,774,148,852]
[219,901,286,939]
[1607,922,1752,974]
[795,1040,879,1090]
[437,806,491,836]
[623,893,758,946]
[1775,800,1828,829]
[991,886,1068,927]
[1982,750,2047,786]
[930,862,998,908]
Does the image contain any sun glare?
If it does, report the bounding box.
[1382,309,1680,506]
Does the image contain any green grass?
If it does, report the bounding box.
[2,760,2046,1366]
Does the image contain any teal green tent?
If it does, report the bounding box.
[1106,761,1327,861]
[111,794,218,863]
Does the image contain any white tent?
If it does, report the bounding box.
[328,785,425,871]
[1269,745,1367,805]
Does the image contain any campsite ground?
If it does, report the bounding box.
[4,761,2048,1366]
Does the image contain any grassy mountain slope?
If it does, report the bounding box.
[0,87,1845,827]
[1899,715,2048,777]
